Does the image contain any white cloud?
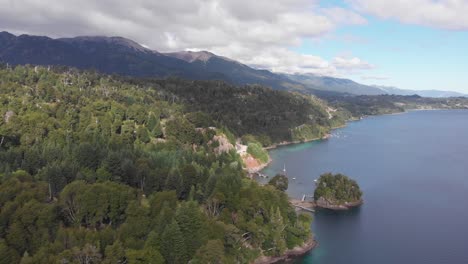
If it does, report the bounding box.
[220,48,374,77]
[230,47,338,76]
[332,57,374,71]
[0,0,373,75]
[361,75,389,80]
[320,7,368,25]
[349,0,468,30]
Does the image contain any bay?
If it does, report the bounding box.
[260,110,468,264]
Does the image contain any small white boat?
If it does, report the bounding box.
[292,177,296,180]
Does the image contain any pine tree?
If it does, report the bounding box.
[160,221,187,264]
[192,240,226,264]
[147,112,159,131]
[103,241,126,264]
[154,202,175,235]
[0,240,19,264]
[269,207,287,256]
[126,248,164,264]
[144,231,160,250]
[136,126,150,143]
[164,170,183,197]
[175,201,206,258]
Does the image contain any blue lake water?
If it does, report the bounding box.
[260,110,468,264]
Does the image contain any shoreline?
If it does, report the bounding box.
[245,134,332,175]
[263,135,328,150]
[253,239,318,264]
[290,198,363,212]
[246,156,272,174]
[263,127,349,151]
[248,124,346,174]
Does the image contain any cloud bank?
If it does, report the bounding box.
[0,0,371,76]
[349,0,468,30]
[3,0,465,78]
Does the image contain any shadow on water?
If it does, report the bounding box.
[314,205,362,218]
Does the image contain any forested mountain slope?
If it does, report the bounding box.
[0,65,314,263]
[0,32,305,91]
[2,31,465,98]
[128,77,345,143]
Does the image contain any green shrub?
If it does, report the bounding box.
[247,143,269,163]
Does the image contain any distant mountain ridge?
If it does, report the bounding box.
[0,31,222,80]
[165,51,224,63]
[285,73,386,95]
[59,36,156,53]
[374,85,467,98]
[0,31,306,91]
[0,31,465,98]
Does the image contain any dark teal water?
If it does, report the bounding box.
[260,110,468,264]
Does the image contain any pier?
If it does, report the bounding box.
[294,205,315,213]
[302,194,314,202]
[290,196,316,213]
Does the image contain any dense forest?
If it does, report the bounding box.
[127,77,346,143]
[2,64,464,263]
[314,173,362,205]
[0,65,314,263]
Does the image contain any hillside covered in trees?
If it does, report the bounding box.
[0,65,314,263]
[127,77,346,143]
[2,64,460,263]
[320,93,468,118]
[314,173,362,210]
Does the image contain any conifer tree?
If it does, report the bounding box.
[160,221,187,264]
[269,207,287,256]
[103,241,126,264]
[175,201,206,258]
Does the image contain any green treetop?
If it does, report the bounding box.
[314,173,362,204]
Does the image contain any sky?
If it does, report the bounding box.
[1,0,467,92]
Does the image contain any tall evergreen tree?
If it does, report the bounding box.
[175,201,206,258]
[103,241,126,264]
[269,207,287,256]
[160,221,187,264]
[192,240,226,264]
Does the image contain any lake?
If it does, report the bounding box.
[260,110,468,264]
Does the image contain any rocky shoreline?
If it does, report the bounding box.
[253,239,318,264]
[290,198,363,211]
[314,197,363,210]
[264,134,331,151]
[246,157,272,174]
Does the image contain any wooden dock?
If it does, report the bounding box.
[290,198,316,213]
[294,205,315,212]
[302,194,314,202]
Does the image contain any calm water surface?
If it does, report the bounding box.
[260,110,468,264]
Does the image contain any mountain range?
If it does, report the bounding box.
[0,31,465,98]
